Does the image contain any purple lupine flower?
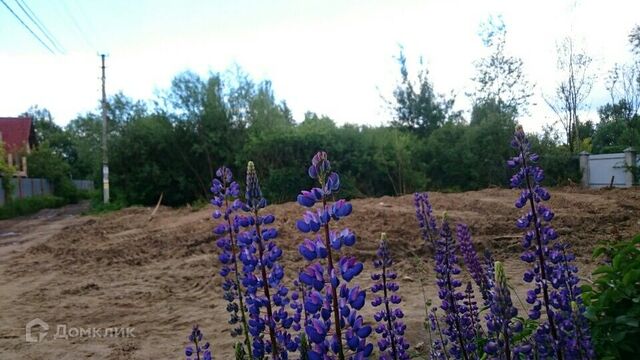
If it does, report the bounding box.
[434,217,478,360]
[371,233,410,360]
[414,192,438,248]
[296,151,373,360]
[238,161,298,359]
[185,325,213,360]
[428,307,449,360]
[509,126,594,359]
[210,167,252,355]
[457,224,492,302]
[483,261,526,360]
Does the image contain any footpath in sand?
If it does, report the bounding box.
[0,188,638,359]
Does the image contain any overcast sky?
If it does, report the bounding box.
[1,0,639,132]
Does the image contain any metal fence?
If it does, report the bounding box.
[0,178,94,206]
[580,147,638,188]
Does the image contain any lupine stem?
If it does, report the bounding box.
[381,251,399,360]
[223,188,252,357]
[432,310,450,360]
[253,210,279,358]
[520,148,562,360]
[194,335,201,360]
[322,196,346,360]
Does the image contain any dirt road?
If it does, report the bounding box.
[0,188,638,359]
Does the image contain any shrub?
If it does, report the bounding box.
[582,234,640,360]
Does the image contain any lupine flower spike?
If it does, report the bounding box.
[238,161,299,359]
[185,325,213,360]
[296,151,373,360]
[483,261,526,360]
[434,215,477,360]
[414,192,438,249]
[210,167,252,355]
[371,233,410,360]
[457,224,492,302]
[509,125,594,359]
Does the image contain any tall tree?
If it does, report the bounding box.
[471,16,533,116]
[389,48,459,136]
[544,37,594,153]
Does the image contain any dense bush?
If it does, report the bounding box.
[582,235,640,360]
[27,144,79,203]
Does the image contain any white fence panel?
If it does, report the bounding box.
[588,153,627,187]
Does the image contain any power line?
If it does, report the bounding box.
[0,0,54,54]
[57,0,95,51]
[14,0,65,53]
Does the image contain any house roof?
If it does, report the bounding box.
[0,117,35,153]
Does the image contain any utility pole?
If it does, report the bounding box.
[100,54,109,204]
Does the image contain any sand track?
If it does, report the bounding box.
[0,188,638,359]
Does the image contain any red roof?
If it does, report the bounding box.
[0,117,35,153]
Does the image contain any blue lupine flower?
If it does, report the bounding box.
[483,261,526,360]
[457,224,492,302]
[371,233,410,360]
[210,167,252,354]
[296,151,372,360]
[238,161,299,359]
[434,218,478,359]
[185,325,213,360]
[414,192,438,248]
[510,125,594,359]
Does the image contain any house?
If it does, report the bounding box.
[0,117,37,177]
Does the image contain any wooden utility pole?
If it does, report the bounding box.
[100,54,109,204]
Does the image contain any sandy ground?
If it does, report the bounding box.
[0,187,638,359]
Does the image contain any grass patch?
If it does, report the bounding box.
[0,195,67,219]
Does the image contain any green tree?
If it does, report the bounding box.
[27,144,77,201]
[544,37,594,153]
[471,16,533,116]
[592,100,640,153]
[110,114,194,206]
[389,48,460,136]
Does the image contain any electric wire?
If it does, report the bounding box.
[13,0,65,53]
[0,0,55,54]
[58,0,96,51]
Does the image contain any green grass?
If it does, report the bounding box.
[0,195,67,219]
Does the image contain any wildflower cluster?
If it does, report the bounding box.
[509,125,594,359]
[179,126,596,360]
[434,218,477,359]
[371,233,410,360]
[296,151,373,359]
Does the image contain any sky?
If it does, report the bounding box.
[1,0,639,132]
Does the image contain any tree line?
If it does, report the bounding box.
[18,22,640,207]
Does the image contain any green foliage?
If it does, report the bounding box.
[592,100,640,153]
[472,16,533,116]
[0,195,66,219]
[528,126,580,186]
[582,234,640,359]
[389,48,460,136]
[0,139,16,203]
[110,114,195,206]
[27,144,79,202]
